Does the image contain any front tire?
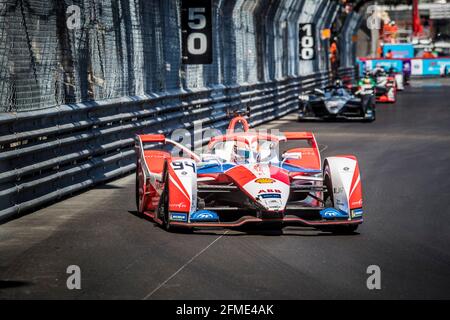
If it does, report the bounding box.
[135,165,144,217]
[158,165,171,231]
[321,166,359,235]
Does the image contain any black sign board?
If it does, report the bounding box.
[299,23,316,60]
[181,0,213,64]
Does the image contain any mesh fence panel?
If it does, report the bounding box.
[0,0,354,113]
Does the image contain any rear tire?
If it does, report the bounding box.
[158,166,171,231]
[157,165,192,233]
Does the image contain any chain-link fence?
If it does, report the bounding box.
[0,0,361,113]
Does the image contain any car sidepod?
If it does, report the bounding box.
[167,159,198,223]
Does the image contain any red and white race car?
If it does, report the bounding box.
[135,117,364,233]
[374,69,397,103]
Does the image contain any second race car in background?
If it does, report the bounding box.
[298,80,376,121]
[388,67,405,91]
[372,67,397,103]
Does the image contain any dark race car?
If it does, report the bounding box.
[298,82,376,122]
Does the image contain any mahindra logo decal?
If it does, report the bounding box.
[170,202,187,209]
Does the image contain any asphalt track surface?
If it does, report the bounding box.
[1,78,450,300]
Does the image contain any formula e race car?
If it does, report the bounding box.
[135,117,364,233]
[372,68,397,103]
[298,82,375,121]
[388,67,405,91]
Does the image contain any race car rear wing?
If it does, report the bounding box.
[136,134,201,162]
[280,132,321,169]
[282,132,314,140]
[139,134,166,143]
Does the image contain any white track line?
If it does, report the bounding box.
[142,231,228,299]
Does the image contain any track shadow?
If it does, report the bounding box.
[0,280,33,289]
[193,229,360,237]
[94,185,124,190]
[127,210,360,237]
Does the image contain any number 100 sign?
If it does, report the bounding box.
[181,0,213,64]
[299,23,316,61]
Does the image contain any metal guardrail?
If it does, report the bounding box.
[0,70,350,221]
[337,67,356,84]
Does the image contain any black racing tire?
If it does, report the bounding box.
[158,163,171,231]
[261,221,284,231]
[361,96,376,122]
[159,191,193,234]
[363,107,376,122]
[135,169,140,213]
[323,170,334,207]
[157,163,192,234]
[159,188,172,232]
[135,162,144,217]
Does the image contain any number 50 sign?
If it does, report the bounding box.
[181,0,213,64]
[299,23,316,61]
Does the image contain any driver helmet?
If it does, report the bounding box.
[232,142,251,164]
[335,79,343,87]
[364,78,372,84]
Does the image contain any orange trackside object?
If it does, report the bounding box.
[227,116,249,133]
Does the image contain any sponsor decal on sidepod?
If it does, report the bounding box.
[170,213,188,222]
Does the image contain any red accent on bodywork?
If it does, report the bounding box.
[349,162,363,210]
[225,165,257,187]
[141,150,171,212]
[228,116,250,133]
[284,148,321,170]
[144,150,171,173]
[283,132,314,140]
[168,165,191,213]
[269,166,290,185]
[139,134,166,143]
